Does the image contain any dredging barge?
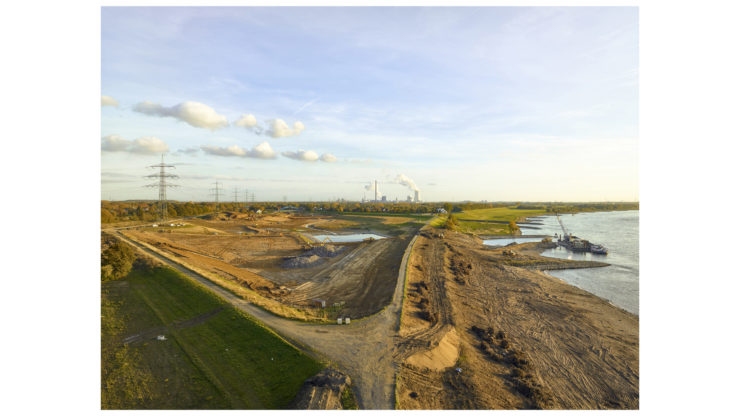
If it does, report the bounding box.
[555,213,608,255]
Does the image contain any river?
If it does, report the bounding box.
[489,210,639,315]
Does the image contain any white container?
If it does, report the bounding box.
[337,317,343,325]
[345,317,351,325]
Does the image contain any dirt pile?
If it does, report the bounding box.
[291,368,352,410]
[282,245,346,269]
[283,255,323,269]
[405,327,460,371]
[305,244,345,257]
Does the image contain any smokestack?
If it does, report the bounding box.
[414,190,420,203]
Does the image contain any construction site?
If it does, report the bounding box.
[102,156,638,410]
[118,211,419,320]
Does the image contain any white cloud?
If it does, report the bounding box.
[201,144,246,157]
[234,114,258,128]
[101,134,131,152]
[102,134,169,154]
[201,141,277,159]
[134,100,229,130]
[247,141,277,159]
[320,153,337,163]
[131,137,170,154]
[282,149,319,162]
[266,118,305,138]
[101,95,119,107]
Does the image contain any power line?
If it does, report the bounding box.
[210,181,222,204]
[144,154,178,223]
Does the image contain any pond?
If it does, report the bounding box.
[310,233,387,243]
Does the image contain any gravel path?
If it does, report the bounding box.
[113,230,418,409]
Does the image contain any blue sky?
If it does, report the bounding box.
[101,7,638,202]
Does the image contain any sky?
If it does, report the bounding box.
[101,6,638,203]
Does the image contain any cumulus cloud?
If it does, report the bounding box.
[247,141,277,159]
[201,144,247,157]
[101,134,169,154]
[134,100,229,130]
[131,137,170,154]
[395,174,419,192]
[101,134,131,152]
[234,114,258,128]
[101,95,119,107]
[320,153,337,163]
[266,118,305,138]
[282,149,319,162]
[201,141,277,159]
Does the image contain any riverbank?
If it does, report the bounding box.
[396,231,638,409]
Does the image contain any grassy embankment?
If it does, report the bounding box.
[431,207,547,235]
[101,266,324,409]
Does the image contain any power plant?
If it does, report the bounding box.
[364,177,422,203]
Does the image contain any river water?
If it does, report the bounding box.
[528,210,638,315]
[485,210,639,315]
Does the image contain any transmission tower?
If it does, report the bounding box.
[145,154,179,223]
[210,182,223,210]
[233,187,239,204]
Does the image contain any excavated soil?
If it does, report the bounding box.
[396,230,638,410]
[122,214,411,318]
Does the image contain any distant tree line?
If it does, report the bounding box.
[101,199,638,224]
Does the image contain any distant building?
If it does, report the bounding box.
[414,190,420,203]
[436,208,447,214]
[381,196,387,202]
[406,195,412,202]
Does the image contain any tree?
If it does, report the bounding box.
[443,203,452,213]
[508,220,520,236]
[101,208,115,223]
[102,241,136,281]
[445,213,459,230]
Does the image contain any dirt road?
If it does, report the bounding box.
[112,230,418,409]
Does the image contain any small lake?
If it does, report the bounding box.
[310,233,387,243]
[482,237,546,246]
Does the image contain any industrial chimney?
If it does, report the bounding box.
[414,190,420,203]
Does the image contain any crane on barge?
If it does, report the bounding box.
[555,212,608,255]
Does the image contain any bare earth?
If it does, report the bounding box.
[395,230,639,409]
[109,215,638,409]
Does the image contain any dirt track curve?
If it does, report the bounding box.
[112,229,418,409]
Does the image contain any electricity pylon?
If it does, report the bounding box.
[145,154,178,223]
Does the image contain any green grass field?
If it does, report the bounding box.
[101,266,324,409]
[433,207,548,235]
[455,207,547,222]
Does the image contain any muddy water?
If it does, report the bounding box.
[523,210,639,315]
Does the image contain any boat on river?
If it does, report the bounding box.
[555,213,608,255]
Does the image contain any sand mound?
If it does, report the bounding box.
[405,327,460,371]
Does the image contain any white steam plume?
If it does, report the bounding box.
[395,174,419,192]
